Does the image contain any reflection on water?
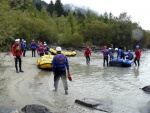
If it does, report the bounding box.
[8,51,150,113]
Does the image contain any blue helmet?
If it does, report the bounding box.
[128,50,131,52]
[136,45,139,48]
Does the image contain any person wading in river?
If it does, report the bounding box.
[52,47,70,95]
[134,45,141,66]
[11,39,24,73]
[84,46,91,64]
[102,46,110,67]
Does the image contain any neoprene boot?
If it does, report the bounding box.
[19,66,24,72]
[20,69,24,72]
[15,66,19,73]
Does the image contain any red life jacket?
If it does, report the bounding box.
[135,49,141,58]
[103,49,108,56]
[84,50,91,56]
[32,42,36,46]
[38,47,44,53]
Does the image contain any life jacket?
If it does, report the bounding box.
[39,47,44,52]
[127,53,133,60]
[45,46,49,51]
[15,45,21,52]
[85,50,91,56]
[135,49,140,54]
[135,49,141,58]
[117,49,122,58]
[32,42,36,46]
[103,49,108,56]
[56,54,66,65]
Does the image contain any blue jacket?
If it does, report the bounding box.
[117,49,125,58]
[126,53,134,60]
[52,54,69,71]
[20,42,26,50]
[30,41,37,49]
[44,46,50,54]
[102,49,110,56]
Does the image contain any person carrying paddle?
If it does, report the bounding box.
[52,46,70,95]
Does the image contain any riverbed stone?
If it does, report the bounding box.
[21,104,52,113]
[75,98,112,113]
[142,85,150,93]
[0,106,19,113]
[139,101,150,113]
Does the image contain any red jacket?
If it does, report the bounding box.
[12,44,22,56]
[38,46,44,54]
[84,49,91,56]
[135,49,141,58]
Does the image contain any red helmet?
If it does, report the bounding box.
[104,46,107,49]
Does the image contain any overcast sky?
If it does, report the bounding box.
[43,0,150,30]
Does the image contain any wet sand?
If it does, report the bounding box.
[0,52,43,112]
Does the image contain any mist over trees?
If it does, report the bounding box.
[0,0,150,51]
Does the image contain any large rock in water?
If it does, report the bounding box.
[21,104,52,113]
[75,98,112,113]
[142,85,150,93]
[139,101,150,113]
[0,106,19,113]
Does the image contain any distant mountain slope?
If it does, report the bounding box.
[64,4,94,15]
[33,0,98,15]
[32,0,48,8]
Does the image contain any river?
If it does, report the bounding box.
[0,50,150,113]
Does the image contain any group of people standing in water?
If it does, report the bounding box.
[11,38,141,95]
[84,45,141,67]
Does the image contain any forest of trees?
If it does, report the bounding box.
[0,0,150,52]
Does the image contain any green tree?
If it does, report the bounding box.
[104,12,108,23]
[67,12,79,34]
[46,0,55,16]
[83,20,108,45]
[35,0,42,11]
[55,0,64,17]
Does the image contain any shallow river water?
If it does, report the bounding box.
[0,50,150,113]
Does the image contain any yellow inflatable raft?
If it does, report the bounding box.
[37,55,54,69]
[49,48,77,57]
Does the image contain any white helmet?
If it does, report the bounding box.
[115,48,118,51]
[56,47,62,51]
[15,39,20,42]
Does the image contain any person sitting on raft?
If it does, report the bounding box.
[126,50,134,60]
